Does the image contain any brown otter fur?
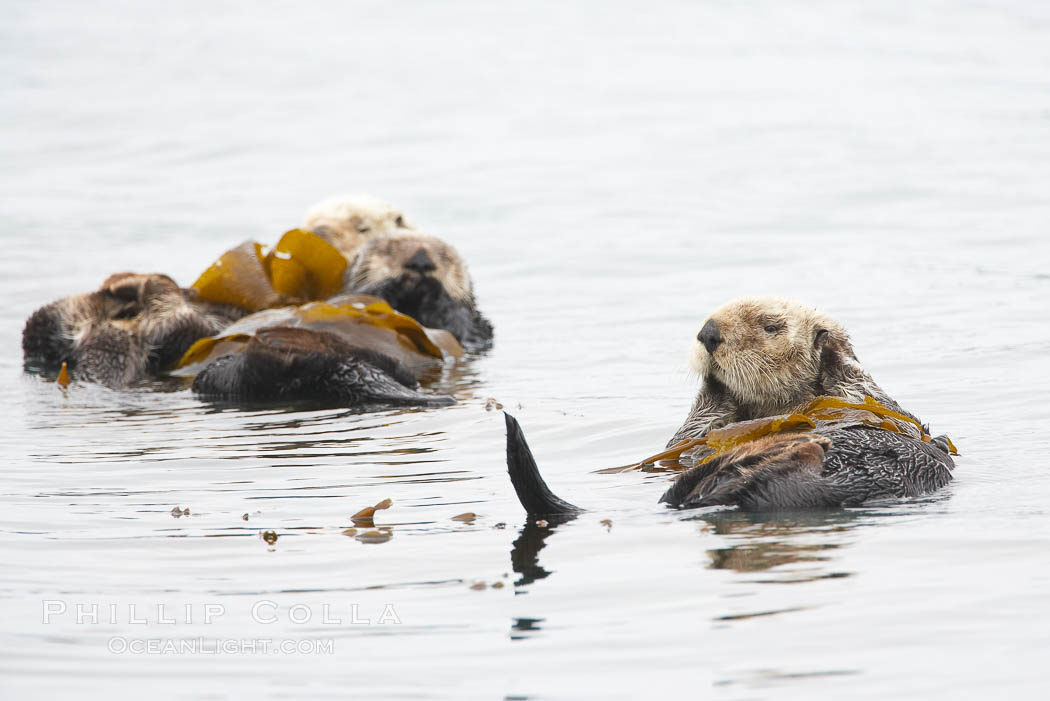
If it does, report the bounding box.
[668,296,914,445]
[22,273,244,388]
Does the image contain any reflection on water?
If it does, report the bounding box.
[695,510,861,581]
[509,515,577,589]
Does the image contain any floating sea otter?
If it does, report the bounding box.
[505,297,956,513]
[22,196,491,405]
[182,230,491,404]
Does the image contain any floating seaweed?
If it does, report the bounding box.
[599,396,958,474]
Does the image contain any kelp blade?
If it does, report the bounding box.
[191,241,282,311]
[173,296,461,378]
[600,395,957,474]
[267,229,347,301]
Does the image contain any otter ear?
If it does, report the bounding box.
[814,327,866,398]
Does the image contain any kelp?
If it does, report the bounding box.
[265,229,347,301]
[191,230,347,311]
[598,395,958,474]
[172,295,463,378]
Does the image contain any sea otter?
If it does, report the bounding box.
[303,194,414,260]
[188,232,492,404]
[22,273,245,388]
[344,232,493,350]
[504,297,955,513]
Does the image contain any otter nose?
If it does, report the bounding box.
[404,248,436,274]
[697,319,722,354]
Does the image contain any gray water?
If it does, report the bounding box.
[2,1,1050,698]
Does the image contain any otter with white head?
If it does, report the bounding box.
[503,296,954,514]
[303,194,414,260]
[343,232,493,350]
[670,296,914,445]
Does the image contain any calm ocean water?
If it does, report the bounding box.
[2,1,1050,698]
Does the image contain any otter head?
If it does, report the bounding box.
[346,232,473,306]
[344,232,491,349]
[303,194,414,260]
[689,296,865,416]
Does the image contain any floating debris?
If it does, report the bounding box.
[341,528,359,537]
[351,498,393,527]
[261,530,278,545]
[469,582,487,591]
[600,519,613,531]
[493,522,506,530]
[171,506,190,518]
[242,513,249,521]
[491,581,505,589]
[485,398,503,411]
[356,529,392,545]
[451,512,476,523]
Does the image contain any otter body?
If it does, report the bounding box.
[192,327,454,407]
[504,297,954,514]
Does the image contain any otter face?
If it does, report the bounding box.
[344,232,492,349]
[346,233,473,304]
[303,194,414,260]
[689,296,852,414]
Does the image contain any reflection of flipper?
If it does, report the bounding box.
[193,327,455,407]
[504,413,581,515]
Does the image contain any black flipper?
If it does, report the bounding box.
[504,413,582,516]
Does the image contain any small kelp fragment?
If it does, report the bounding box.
[356,529,392,544]
[493,522,506,530]
[56,361,70,388]
[469,582,487,591]
[266,229,347,301]
[171,506,190,518]
[600,519,613,531]
[341,528,359,537]
[451,512,476,523]
[491,581,505,589]
[351,498,393,527]
[261,530,278,545]
[192,241,283,311]
[242,513,250,521]
[485,398,504,411]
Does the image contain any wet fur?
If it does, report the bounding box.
[660,427,954,510]
[347,233,493,350]
[192,327,454,407]
[22,273,244,388]
[669,296,916,445]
